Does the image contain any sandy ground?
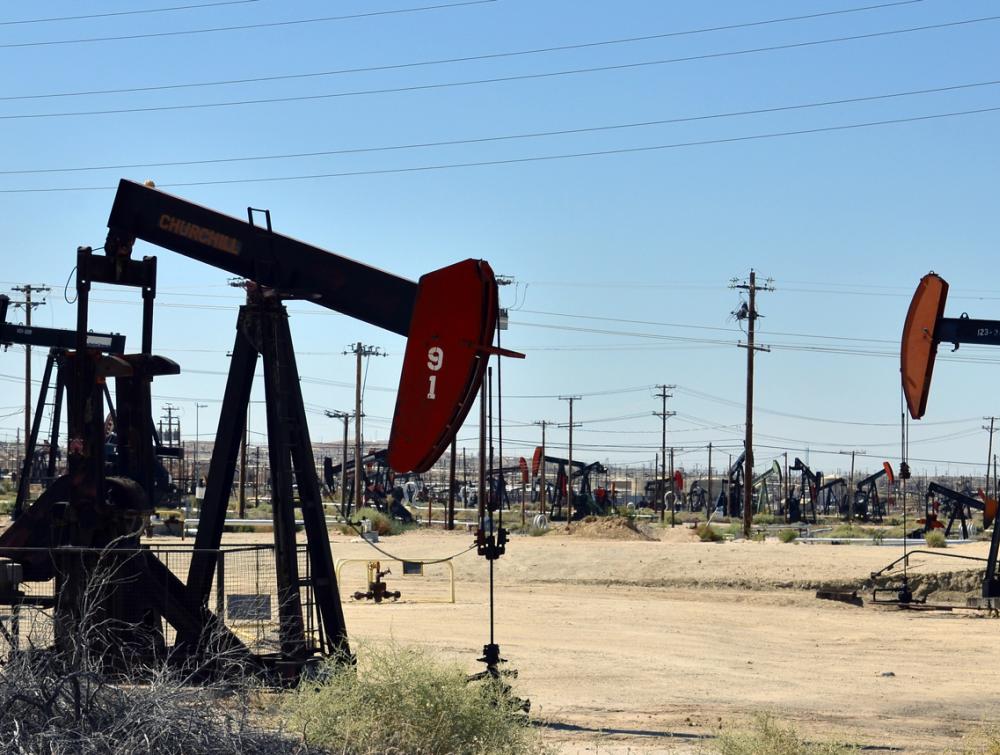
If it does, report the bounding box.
[216,520,1000,753]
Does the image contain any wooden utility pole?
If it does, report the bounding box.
[838,449,866,521]
[345,342,385,514]
[533,420,554,517]
[783,452,790,517]
[984,417,998,500]
[707,442,713,513]
[559,396,581,523]
[448,437,457,530]
[10,284,49,454]
[653,385,676,524]
[325,410,352,514]
[731,271,773,538]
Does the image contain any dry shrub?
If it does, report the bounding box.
[925,530,948,548]
[778,529,798,543]
[710,713,856,754]
[695,523,723,542]
[285,640,548,755]
[0,546,307,754]
[962,724,1000,754]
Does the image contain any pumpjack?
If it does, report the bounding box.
[0,179,509,681]
[716,451,745,518]
[0,295,127,517]
[530,448,608,520]
[788,458,819,523]
[901,273,1000,602]
[925,482,997,539]
[750,460,782,514]
[852,463,893,522]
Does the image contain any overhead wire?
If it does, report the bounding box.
[5,104,998,192]
[7,78,1000,175]
[5,14,1000,119]
[0,1,498,49]
[0,0,926,100]
[0,1,261,27]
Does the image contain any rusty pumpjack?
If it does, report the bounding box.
[925,482,997,539]
[0,299,186,529]
[0,179,503,682]
[0,295,127,517]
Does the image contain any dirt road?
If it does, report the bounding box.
[310,524,1000,753]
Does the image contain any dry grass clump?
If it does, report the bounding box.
[286,640,547,755]
[925,530,948,548]
[778,528,798,543]
[695,523,723,542]
[0,647,303,755]
[960,723,1000,753]
[710,713,857,754]
[0,551,305,755]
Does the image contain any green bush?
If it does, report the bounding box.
[752,513,776,525]
[351,507,410,536]
[925,529,947,548]
[712,713,857,754]
[777,529,798,543]
[285,641,546,755]
[829,524,868,539]
[695,523,723,542]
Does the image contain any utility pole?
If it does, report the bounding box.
[559,396,581,524]
[984,417,998,500]
[325,410,353,514]
[345,342,386,514]
[194,402,207,492]
[533,420,554,517]
[838,449,866,522]
[161,403,180,483]
[10,284,50,452]
[707,442,713,513]
[783,452,789,517]
[731,270,774,537]
[652,385,676,524]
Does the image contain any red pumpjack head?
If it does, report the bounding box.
[388,259,522,474]
[900,273,948,420]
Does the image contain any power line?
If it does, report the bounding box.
[0,0,261,27]
[0,1,497,49]
[0,0,925,100]
[6,77,999,175]
[6,103,997,193]
[5,13,999,119]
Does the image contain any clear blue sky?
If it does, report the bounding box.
[0,0,997,480]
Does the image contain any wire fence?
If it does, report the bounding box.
[0,544,322,661]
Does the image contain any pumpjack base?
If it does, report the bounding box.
[468,643,530,713]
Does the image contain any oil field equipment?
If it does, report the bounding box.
[716,451,745,518]
[0,179,510,682]
[925,482,997,539]
[852,462,894,523]
[750,460,782,514]
[901,272,1000,602]
[352,561,401,604]
[0,295,127,518]
[789,457,819,523]
[530,447,608,520]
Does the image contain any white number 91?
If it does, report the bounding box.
[427,347,444,399]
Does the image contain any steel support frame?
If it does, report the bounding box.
[185,296,349,665]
